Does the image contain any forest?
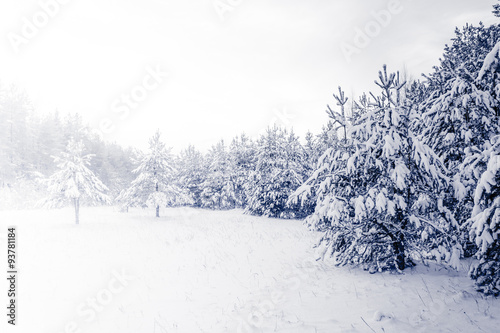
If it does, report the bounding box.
[2,7,500,298]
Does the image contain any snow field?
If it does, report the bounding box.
[0,207,499,333]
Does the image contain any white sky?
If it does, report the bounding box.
[0,0,497,152]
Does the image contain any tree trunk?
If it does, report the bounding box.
[155,180,160,218]
[393,235,405,271]
[74,198,80,225]
[393,210,407,270]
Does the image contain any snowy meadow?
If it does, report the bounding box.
[1,207,499,333]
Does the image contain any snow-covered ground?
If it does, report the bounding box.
[0,207,499,333]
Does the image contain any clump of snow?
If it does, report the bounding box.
[372,310,387,321]
[477,41,500,81]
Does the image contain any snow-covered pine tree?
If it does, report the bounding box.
[316,120,339,155]
[283,128,311,217]
[199,140,236,209]
[421,23,500,257]
[493,0,500,17]
[44,139,110,224]
[117,130,191,217]
[245,126,306,218]
[468,135,500,294]
[308,67,449,272]
[465,39,500,294]
[296,131,324,215]
[304,131,319,175]
[177,145,206,207]
[229,134,256,208]
[36,111,65,176]
[0,85,33,187]
[288,87,351,221]
[292,87,374,267]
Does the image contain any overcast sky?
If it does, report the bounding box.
[0,0,497,152]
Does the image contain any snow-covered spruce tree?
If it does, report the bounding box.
[199,140,236,209]
[117,130,191,217]
[229,134,256,208]
[245,126,306,218]
[421,23,500,256]
[44,139,110,224]
[307,67,449,272]
[177,145,206,207]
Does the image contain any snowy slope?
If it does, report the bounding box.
[0,207,499,333]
